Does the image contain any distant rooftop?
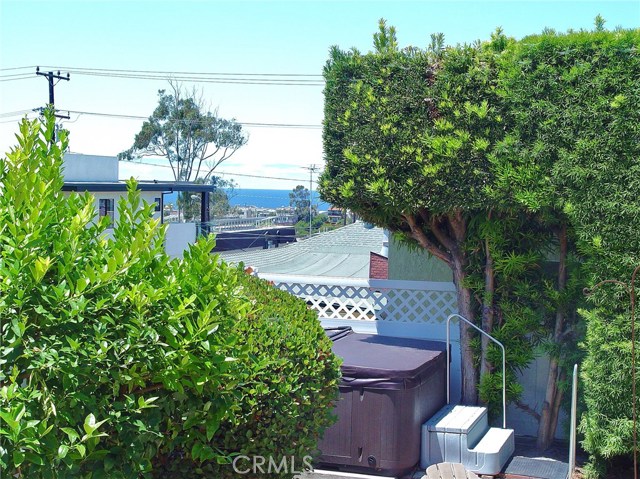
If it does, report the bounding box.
[217,221,384,278]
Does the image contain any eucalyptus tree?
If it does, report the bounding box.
[289,185,313,223]
[119,81,247,183]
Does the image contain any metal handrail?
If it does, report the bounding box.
[446,313,507,429]
[568,363,578,479]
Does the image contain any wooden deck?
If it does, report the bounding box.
[425,462,480,479]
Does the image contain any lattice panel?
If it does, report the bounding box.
[372,289,457,323]
[270,280,457,324]
[277,282,377,320]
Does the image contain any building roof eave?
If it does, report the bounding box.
[62,181,217,193]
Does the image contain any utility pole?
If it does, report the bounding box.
[302,165,319,237]
[36,67,70,141]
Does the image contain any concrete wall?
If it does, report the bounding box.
[63,153,118,182]
[165,222,196,259]
[388,236,452,282]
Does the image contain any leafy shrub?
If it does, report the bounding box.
[0,115,340,478]
[154,273,341,478]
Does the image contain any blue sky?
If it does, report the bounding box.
[1,1,638,190]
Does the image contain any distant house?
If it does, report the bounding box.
[327,207,345,224]
[218,221,385,278]
[62,153,215,258]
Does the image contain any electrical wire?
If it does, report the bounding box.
[0,72,38,79]
[0,115,38,124]
[64,71,324,86]
[37,65,322,78]
[0,109,321,129]
[123,158,316,183]
[0,109,34,118]
[0,65,37,72]
[0,75,36,82]
[63,109,322,129]
[4,66,326,86]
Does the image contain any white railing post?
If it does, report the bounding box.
[568,363,578,479]
[446,313,507,430]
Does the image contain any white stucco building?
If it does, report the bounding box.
[62,153,215,258]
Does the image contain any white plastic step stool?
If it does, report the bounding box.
[421,404,515,475]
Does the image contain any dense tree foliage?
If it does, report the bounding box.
[497,27,640,476]
[321,19,546,407]
[321,19,639,472]
[119,81,247,183]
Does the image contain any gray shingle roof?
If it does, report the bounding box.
[217,221,384,278]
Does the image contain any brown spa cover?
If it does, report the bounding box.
[318,329,447,475]
[331,333,446,387]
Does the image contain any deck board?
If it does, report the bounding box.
[425,462,479,479]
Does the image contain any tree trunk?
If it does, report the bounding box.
[481,234,495,383]
[452,252,479,405]
[537,224,568,451]
[406,209,478,404]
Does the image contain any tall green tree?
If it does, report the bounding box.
[289,185,315,223]
[496,25,640,472]
[119,81,247,182]
[321,20,509,404]
[321,22,587,453]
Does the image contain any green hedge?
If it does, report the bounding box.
[155,274,341,478]
[0,115,340,478]
[497,28,640,475]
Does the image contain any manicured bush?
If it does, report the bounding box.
[497,27,640,475]
[0,115,341,478]
[154,272,341,478]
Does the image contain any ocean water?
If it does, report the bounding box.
[229,188,330,210]
[163,188,331,210]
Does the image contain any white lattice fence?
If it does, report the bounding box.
[257,274,458,324]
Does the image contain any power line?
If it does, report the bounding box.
[62,109,322,129]
[0,116,37,124]
[0,109,323,129]
[0,65,37,72]
[37,65,322,78]
[120,158,317,184]
[0,72,323,86]
[0,72,38,79]
[68,72,323,86]
[0,75,37,82]
[0,109,34,118]
[0,66,325,87]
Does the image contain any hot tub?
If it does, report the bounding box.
[318,331,447,476]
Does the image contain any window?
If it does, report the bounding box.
[154,197,162,212]
[99,198,114,226]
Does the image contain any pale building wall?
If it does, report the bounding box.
[165,223,196,259]
[388,236,453,282]
[63,153,118,182]
[64,191,161,225]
